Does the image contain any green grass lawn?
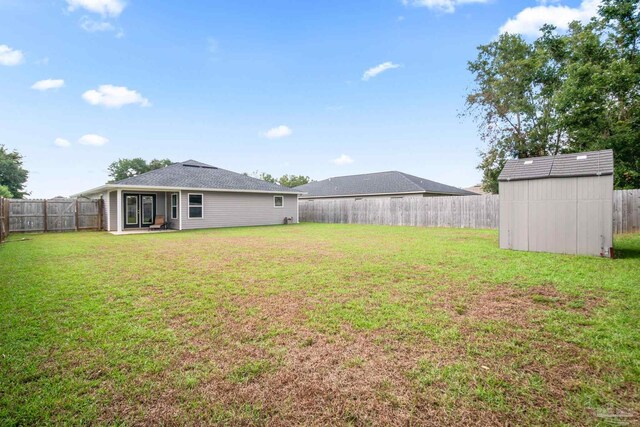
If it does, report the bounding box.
[1,223,639,426]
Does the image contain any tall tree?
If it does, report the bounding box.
[0,145,29,198]
[466,0,640,192]
[465,29,568,193]
[107,158,172,183]
[0,185,13,198]
[278,174,312,187]
[245,171,278,183]
[245,171,313,186]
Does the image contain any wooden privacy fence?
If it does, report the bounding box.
[300,190,640,234]
[8,198,103,233]
[614,189,640,234]
[300,194,500,229]
[0,197,8,243]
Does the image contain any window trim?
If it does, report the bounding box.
[274,195,284,208]
[170,193,179,220]
[187,193,204,219]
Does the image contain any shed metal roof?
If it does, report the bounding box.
[498,150,613,182]
[294,171,475,198]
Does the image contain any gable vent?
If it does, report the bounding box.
[183,164,218,169]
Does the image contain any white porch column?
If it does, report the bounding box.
[116,189,123,232]
[178,190,182,230]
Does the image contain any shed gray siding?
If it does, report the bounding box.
[179,191,298,230]
[499,175,613,256]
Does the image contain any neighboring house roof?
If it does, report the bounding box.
[464,185,488,195]
[73,160,302,196]
[498,150,614,182]
[294,171,475,198]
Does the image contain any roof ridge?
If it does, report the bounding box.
[321,170,399,181]
[394,171,432,192]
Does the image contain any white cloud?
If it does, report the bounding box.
[31,79,65,91]
[66,0,125,17]
[78,16,124,37]
[362,62,400,81]
[402,0,489,14]
[82,85,150,108]
[262,125,292,139]
[80,16,115,32]
[332,154,354,166]
[78,134,109,146]
[499,0,601,37]
[207,37,219,54]
[0,44,24,66]
[54,138,71,148]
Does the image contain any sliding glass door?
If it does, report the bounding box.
[123,193,156,228]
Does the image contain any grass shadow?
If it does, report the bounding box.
[615,248,640,259]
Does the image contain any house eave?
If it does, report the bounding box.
[71,184,305,198]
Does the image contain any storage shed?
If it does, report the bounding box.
[498,149,614,257]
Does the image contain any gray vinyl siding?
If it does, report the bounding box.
[155,192,166,220]
[180,191,298,230]
[167,192,180,229]
[109,191,117,231]
[499,176,613,256]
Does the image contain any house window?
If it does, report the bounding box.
[188,194,203,218]
[170,193,178,219]
[274,195,284,208]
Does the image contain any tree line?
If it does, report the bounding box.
[107,158,312,188]
[466,0,639,193]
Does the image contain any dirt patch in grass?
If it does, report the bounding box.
[437,283,603,324]
[193,329,466,426]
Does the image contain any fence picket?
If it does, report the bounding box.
[300,190,640,234]
[7,198,103,233]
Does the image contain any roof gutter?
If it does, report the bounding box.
[71,184,306,198]
[298,190,472,199]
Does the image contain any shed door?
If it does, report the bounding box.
[500,181,529,251]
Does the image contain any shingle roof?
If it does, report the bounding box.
[293,171,474,198]
[498,150,613,182]
[114,160,299,193]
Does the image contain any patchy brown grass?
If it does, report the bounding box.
[1,224,639,426]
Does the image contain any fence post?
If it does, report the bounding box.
[43,199,48,232]
[0,197,8,243]
[0,197,3,242]
[75,199,79,231]
[98,198,104,231]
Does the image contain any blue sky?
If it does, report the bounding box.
[0,0,598,197]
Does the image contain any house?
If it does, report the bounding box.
[464,184,488,195]
[294,171,475,202]
[499,149,613,257]
[73,160,302,232]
